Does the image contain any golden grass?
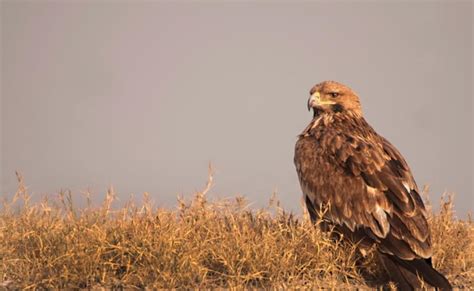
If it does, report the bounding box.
[0,173,472,289]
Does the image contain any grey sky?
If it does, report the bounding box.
[1,1,473,215]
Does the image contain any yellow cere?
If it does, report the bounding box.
[312,91,335,105]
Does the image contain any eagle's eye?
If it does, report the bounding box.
[329,92,340,98]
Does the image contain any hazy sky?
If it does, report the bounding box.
[1,1,473,215]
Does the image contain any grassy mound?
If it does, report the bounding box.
[0,174,472,289]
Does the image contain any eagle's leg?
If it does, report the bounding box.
[304,195,319,223]
[305,195,342,237]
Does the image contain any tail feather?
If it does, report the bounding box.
[379,252,452,290]
[379,252,414,290]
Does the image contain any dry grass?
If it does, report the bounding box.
[0,172,472,289]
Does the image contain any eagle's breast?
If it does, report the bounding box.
[295,114,362,214]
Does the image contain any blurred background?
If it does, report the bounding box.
[1,1,472,215]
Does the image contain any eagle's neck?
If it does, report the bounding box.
[317,111,363,126]
[312,108,324,119]
[300,111,365,137]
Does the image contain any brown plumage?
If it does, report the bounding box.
[294,81,452,290]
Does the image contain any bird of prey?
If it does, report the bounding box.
[294,81,451,290]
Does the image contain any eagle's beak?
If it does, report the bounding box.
[307,96,313,111]
[307,91,335,111]
[307,91,320,111]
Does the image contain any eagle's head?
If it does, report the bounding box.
[308,81,362,117]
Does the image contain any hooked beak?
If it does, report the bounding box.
[307,92,317,111]
[307,91,335,111]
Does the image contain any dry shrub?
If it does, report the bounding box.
[427,193,474,288]
[0,173,472,289]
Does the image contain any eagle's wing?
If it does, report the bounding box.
[296,132,431,260]
[362,136,431,259]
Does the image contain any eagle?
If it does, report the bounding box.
[294,81,452,290]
